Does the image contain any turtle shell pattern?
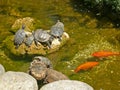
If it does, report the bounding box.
[14,29,26,46]
[34,29,51,42]
[50,20,64,37]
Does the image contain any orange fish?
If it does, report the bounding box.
[74,62,99,73]
[92,51,120,58]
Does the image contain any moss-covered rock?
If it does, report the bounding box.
[11,17,35,32]
[2,32,69,56]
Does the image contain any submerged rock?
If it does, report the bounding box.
[28,57,68,83]
[0,64,5,75]
[0,71,38,90]
[40,80,93,90]
[44,69,69,83]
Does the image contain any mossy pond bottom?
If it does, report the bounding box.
[0,0,120,90]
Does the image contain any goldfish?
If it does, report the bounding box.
[92,51,120,58]
[74,62,99,73]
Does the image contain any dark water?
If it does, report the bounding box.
[0,0,120,90]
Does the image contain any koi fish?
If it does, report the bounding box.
[74,62,99,73]
[92,51,120,58]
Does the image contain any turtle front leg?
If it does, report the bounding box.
[58,36,62,41]
[15,45,19,49]
[34,40,39,47]
[46,41,51,49]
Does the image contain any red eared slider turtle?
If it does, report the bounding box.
[14,24,26,49]
[24,33,34,47]
[50,20,64,41]
[33,29,52,49]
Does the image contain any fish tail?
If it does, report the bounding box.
[74,67,81,73]
[114,52,120,55]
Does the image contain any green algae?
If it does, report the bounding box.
[0,0,120,90]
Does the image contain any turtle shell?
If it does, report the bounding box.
[25,34,34,47]
[14,29,26,46]
[55,20,64,28]
[34,29,51,42]
[50,26,64,37]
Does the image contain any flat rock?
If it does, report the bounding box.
[0,71,38,90]
[44,69,69,83]
[40,80,93,90]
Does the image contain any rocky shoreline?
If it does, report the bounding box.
[0,63,94,90]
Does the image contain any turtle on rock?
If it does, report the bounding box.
[33,29,53,49]
[24,32,34,47]
[28,56,69,83]
[50,20,64,41]
[14,24,27,49]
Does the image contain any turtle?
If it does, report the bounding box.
[14,24,26,49]
[33,56,53,69]
[50,20,64,41]
[33,29,53,49]
[24,32,34,47]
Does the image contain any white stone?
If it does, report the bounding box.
[51,32,69,48]
[0,71,38,90]
[0,64,5,75]
[63,32,69,39]
[40,80,94,90]
[25,31,32,36]
[51,38,61,47]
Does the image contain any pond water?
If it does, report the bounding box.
[0,0,120,90]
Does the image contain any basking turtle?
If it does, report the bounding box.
[33,29,52,49]
[14,24,26,49]
[33,56,53,69]
[50,20,64,41]
[24,33,34,47]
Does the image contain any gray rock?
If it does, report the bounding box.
[0,64,5,75]
[44,69,69,83]
[29,57,68,83]
[40,80,94,90]
[0,71,38,90]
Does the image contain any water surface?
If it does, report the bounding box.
[0,0,120,90]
